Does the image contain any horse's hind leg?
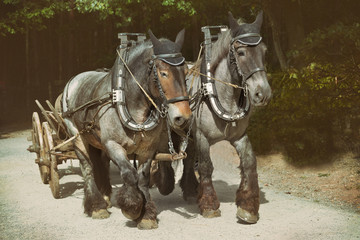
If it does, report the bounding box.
[89,146,112,208]
[231,134,260,224]
[196,132,221,218]
[74,138,110,219]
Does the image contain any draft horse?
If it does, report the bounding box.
[156,11,271,223]
[61,29,191,229]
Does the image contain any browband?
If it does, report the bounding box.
[232,33,262,45]
[152,53,183,59]
[166,96,189,104]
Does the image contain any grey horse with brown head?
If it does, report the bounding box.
[61,29,191,229]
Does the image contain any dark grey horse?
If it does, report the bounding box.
[155,11,271,224]
[61,29,191,229]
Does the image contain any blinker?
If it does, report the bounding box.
[151,53,185,66]
[232,33,262,46]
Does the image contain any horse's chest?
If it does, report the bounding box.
[127,130,166,157]
[222,121,248,140]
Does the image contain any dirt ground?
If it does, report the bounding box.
[257,152,360,213]
[210,140,360,213]
[0,129,359,240]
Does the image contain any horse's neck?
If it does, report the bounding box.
[112,53,153,123]
[213,57,242,111]
[126,81,152,123]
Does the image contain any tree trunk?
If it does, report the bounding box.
[262,0,288,71]
[67,1,75,82]
[30,30,40,86]
[283,0,305,49]
[191,15,200,61]
[25,24,31,114]
[57,13,63,95]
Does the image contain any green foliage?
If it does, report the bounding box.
[0,0,199,36]
[0,0,69,35]
[250,21,360,164]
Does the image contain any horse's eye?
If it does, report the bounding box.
[160,71,168,78]
[237,49,245,56]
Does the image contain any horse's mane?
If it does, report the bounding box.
[209,30,232,74]
[128,40,153,65]
[128,38,174,66]
[202,18,247,74]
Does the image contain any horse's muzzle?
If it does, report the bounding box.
[252,86,272,106]
[168,101,192,129]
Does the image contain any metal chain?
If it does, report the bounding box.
[179,115,194,153]
[166,114,194,159]
[153,64,169,118]
[166,119,176,155]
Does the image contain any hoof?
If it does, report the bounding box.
[92,209,110,219]
[201,209,221,218]
[137,219,158,230]
[121,208,142,220]
[104,195,112,209]
[236,207,259,224]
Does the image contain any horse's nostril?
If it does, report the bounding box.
[174,116,185,126]
[255,91,263,101]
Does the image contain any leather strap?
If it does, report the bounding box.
[166,96,189,104]
[152,53,183,59]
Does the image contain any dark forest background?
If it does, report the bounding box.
[1,0,359,163]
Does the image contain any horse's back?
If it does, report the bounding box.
[64,71,108,108]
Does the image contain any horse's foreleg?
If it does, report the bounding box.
[232,134,260,224]
[196,132,221,218]
[137,159,158,230]
[74,138,110,219]
[104,140,144,221]
[180,142,199,201]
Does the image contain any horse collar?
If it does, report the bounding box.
[199,27,252,122]
[112,43,160,132]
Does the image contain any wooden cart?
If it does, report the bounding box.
[27,98,77,199]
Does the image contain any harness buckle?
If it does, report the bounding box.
[160,104,168,118]
[112,89,122,103]
[202,82,214,96]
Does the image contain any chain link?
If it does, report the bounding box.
[166,114,194,159]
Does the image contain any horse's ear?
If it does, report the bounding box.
[175,28,185,50]
[228,11,239,34]
[253,10,263,29]
[148,29,161,48]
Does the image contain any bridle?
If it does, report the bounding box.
[150,53,189,117]
[229,32,266,91]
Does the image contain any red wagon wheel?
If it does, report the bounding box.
[32,112,50,184]
[42,122,60,199]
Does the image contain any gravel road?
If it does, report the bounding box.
[0,130,359,240]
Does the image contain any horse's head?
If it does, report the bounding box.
[228,11,272,107]
[148,29,192,130]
